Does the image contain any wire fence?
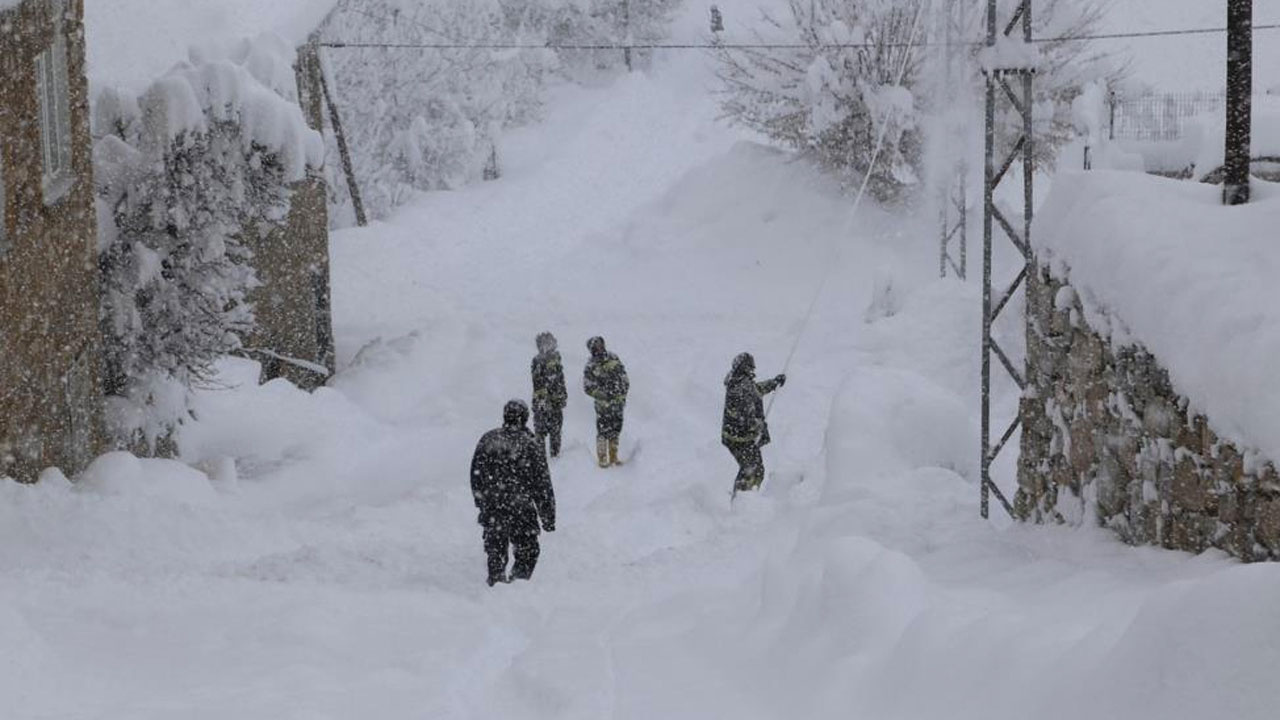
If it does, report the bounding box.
[1108,91,1226,143]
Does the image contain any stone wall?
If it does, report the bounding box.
[1018,264,1280,561]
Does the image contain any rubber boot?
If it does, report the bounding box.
[608,438,622,466]
[596,436,610,468]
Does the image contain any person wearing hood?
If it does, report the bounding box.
[721,353,786,493]
[470,400,557,586]
[583,336,630,467]
[531,332,568,458]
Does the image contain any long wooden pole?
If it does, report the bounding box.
[317,53,368,227]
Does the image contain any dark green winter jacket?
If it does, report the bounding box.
[584,352,629,408]
[722,371,782,446]
[532,351,568,410]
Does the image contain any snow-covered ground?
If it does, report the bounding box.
[5,5,1280,719]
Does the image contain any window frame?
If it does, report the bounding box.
[36,34,74,205]
[0,145,8,254]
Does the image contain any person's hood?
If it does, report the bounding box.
[536,332,557,354]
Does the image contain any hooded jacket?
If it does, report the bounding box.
[470,417,556,530]
[584,350,629,408]
[532,336,568,410]
[722,367,782,446]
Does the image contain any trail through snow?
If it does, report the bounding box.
[4,17,1280,720]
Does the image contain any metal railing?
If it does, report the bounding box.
[1108,91,1226,143]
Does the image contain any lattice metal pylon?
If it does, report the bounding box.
[940,174,967,279]
[981,0,1034,520]
[937,0,970,280]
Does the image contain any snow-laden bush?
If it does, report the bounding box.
[93,39,322,449]
[715,0,1120,203]
[715,0,928,204]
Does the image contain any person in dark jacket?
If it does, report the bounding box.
[721,353,785,493]
[470,400,557,586]
[531,332,568,458]
[583,336,630,467]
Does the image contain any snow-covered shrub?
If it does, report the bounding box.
[715,0,928,204]
[716,0,1121,202]
[93,41,322,449]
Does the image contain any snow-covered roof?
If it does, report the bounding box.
[84,0,339,92]
[1034,172,1280,465]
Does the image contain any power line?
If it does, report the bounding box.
[321,23,1280,51]
[1041,23,1280,43]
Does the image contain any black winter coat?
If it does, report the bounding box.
[722,372,782,447]
[470,425,556,531]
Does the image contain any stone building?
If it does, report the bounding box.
[0,1,337,480]
[244,39,336,391]
[0,0,105,481]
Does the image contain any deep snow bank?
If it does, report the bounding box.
[1034,172,1280,464]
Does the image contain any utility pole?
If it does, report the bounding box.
[622,0,633,71]
[1224,0,1253,205]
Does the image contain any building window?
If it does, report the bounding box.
[36,36,73,204]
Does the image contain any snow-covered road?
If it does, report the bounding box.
[4,24,1280,720]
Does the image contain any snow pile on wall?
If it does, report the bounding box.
[126,34,322,181]
[1034,171,1280,464]
[85,0,340,92]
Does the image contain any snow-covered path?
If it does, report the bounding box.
[4,20,1280,720]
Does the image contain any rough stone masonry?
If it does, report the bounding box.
[1018,264,1280,561]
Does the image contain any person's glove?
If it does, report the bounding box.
[775,374,787,387]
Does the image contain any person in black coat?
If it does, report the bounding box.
[721,353,785,493]
[531,332,568,458]
[470,400,557,586]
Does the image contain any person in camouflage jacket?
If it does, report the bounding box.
[583,336,629,467]
[531,332,568,458]
[721,352,785,493]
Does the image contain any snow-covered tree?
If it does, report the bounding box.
[322,0,556,222]
[715,0,929,204]
[502,0,681,74]
[321,0,683,222]
[93,43,321,448]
